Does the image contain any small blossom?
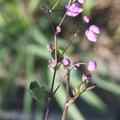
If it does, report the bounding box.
[85,29,97,42]
[87,60,97,71]
[47,44,54,51]
[63,58,70,66]
[66,2,84,17]
[85,25,100,42]
[78,0,85,4]
[83,16,90,23]
[89,25,100,34]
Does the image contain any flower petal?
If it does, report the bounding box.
[66,2,84,17]
[78,0,85,4]
[85,30,97,42]
[83,16,90,23]
[89,25,100,34]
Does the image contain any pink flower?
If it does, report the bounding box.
[63,58,70,66]
[66,2,84,17]
[89,25,100,34]
[78,0,85,4]
[85,25,100,42]
[47,44,54,51]
[83,16,90,23]
[87,60,97,71]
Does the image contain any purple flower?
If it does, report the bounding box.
[63,58,70,66]
[66,2,84,17]
[78,0,85,4]
[85,25,100,42]
[83,16,90,23]
[87,60,97,71]
[89,25,100,34]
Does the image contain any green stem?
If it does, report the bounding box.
[52,0,61,10]
[61,69,70,120]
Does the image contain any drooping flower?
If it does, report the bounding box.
[83,16,90,23]
[89,25,100,34]
[87,60,97,71]
[85,25,100,42]
[66,2,84,17]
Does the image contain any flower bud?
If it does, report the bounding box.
[46,44,54,51]
[83,16,90,23]
[87,60,97,71]
[89,25,100,34]
[56,26,61,34]
[82,74,92,82]
[62,58,70,66]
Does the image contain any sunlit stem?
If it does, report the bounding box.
[54,35,57,65]
[58,0,72,28]
[52,0,61,10]
[70,63,87,71]
[61,69,70,120]
[62,29,80,56]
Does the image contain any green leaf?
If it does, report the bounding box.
[29,81,46,101]
[51,49,64,63]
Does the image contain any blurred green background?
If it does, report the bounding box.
[0,0,120,120]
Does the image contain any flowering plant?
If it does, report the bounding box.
[29,0,100,120]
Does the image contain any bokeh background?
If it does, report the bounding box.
[0,0,120,120]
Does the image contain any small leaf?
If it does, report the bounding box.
[29,80,40,89]
[51,49,64,63]
[29,81,46,101]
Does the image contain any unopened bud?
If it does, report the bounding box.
[62,58,70,66]
[46,44,54,51]
[87,60,97,71]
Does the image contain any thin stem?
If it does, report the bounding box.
[58,0,72,28]
[45,97,51,120]
[61,105,69,120]
[61,69,70,120]
[66,70,70,102]
[52,0,61,10]
[54,35,57,64]
[52,73,68,95]
[50,64,57,95]
[62,29,80,56]
[52,84,60,95]
[70,63,87,71]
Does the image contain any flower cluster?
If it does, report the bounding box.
[65,0,100,42]
[29,1,101,120]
